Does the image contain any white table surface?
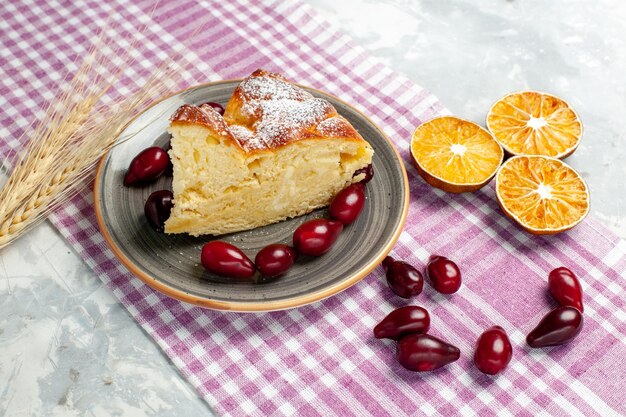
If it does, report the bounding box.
[1,1,625,416]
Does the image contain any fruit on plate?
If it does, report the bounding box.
[382,256,424,299]
[548,267,584,312]
[486,91,582,159]
[474,326,513,375]
[426,255,462,294]
[165,69,373,236]
[144,190,174,233]
[526,306,583,348]
[397,333,460,372]
[124,146,170,186]
[255,244,297,278]
[373,306,430,340]
[495,155,590,234]
[329,183,366,225]
[410,116,503,193]
[292,218,343,256]
[200,241,256,279]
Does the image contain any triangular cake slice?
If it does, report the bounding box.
[165,70,374,236]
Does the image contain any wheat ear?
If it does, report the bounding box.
[0,30,190,250]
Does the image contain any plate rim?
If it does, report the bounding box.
[94,78,409,312]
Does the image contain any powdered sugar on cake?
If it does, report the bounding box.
[316,117,355,137]
[238,73,311,102]
[230,73,335,151]
[227,125,254,142]
[235,97,334,150]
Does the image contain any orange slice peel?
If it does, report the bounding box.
[495,155,590,235]
[410,116,504,193]
[486,91,582,159]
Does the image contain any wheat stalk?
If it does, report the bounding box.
[0,26,192,250]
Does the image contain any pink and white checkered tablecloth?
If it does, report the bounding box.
[1,1,625,416]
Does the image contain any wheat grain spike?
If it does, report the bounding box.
[0,26,192,250]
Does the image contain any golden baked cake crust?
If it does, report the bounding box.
[170,103,232,134]
[171,69,367,152]
[165,69,374,236]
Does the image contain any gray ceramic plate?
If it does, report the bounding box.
[95,80,409,312]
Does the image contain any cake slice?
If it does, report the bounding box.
[165,70,374,236]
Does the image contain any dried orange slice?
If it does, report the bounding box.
[496,155,589,234]
[486,91,582,159]
[410,116,503,193]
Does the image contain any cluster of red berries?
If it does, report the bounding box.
[374,258,584,374]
